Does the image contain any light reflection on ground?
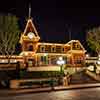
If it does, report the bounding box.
[1,88,100,100]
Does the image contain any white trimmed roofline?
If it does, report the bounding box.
[66,40,86,53]
[23,19,39,37]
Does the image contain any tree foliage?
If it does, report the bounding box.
[0,14,20,55]
[87,27,100,54]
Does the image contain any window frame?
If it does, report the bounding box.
[40,45,45,52]
[51,45,56,53]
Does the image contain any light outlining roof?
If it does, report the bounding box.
[23,19,40,37]
[67,40,79,44]
[23,3,40,38]
[37,42,70,46]
[35,53,71,56]
[19,51,35,56]
[67,40,86,53]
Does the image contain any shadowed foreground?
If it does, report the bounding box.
[1,87,100,100]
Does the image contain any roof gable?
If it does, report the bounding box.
[23,19,39,37]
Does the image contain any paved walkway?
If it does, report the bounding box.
[1,83,100,95]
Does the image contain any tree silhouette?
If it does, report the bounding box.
[0,14,20,61]
[87,27,100,55]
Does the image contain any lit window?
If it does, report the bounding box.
[0,59,8,63]
[40,46,45,52]
[73,42,81,50]
[28,59,33,67]
[51,46,56,52]
[62,47,65,53]
[74,56,82,64]
[10,59,17,63]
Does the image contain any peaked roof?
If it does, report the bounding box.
[23,19,39,37]
[67,40,86,52]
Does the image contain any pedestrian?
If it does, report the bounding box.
[63,74,68,86]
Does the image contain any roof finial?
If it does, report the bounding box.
[29,3,31,19]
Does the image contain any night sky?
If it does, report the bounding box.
[0,0,100,48]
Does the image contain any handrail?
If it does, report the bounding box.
[85,70,100,81]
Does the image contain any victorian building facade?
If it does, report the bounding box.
[19,17,86,71]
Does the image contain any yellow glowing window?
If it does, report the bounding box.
[73,42,81,50]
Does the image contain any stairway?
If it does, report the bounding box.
[70,70,98,84]
[85,70,100,81]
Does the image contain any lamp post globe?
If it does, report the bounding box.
[57,57,65,75]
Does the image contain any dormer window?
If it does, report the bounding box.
[51,46,56,52]
[40,45,45,52]
[62,47,65,53]
[73,42,82,50]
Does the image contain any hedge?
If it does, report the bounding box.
[19,70,64,79]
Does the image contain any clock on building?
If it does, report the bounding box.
[28,32,35,39]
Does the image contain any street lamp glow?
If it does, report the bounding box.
[57,57,65,65]
[57,57,65,78]
[86,54,89,58]
[56,57,65,65]
[57,60,65,65]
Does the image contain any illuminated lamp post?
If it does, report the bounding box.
[44,53,48,65]
[57,57,65,76]
[85,54,89,58]
[56,57,65,85]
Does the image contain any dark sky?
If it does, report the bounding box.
[0,0,100,46]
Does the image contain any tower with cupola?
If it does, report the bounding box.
[20,5,40,56]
